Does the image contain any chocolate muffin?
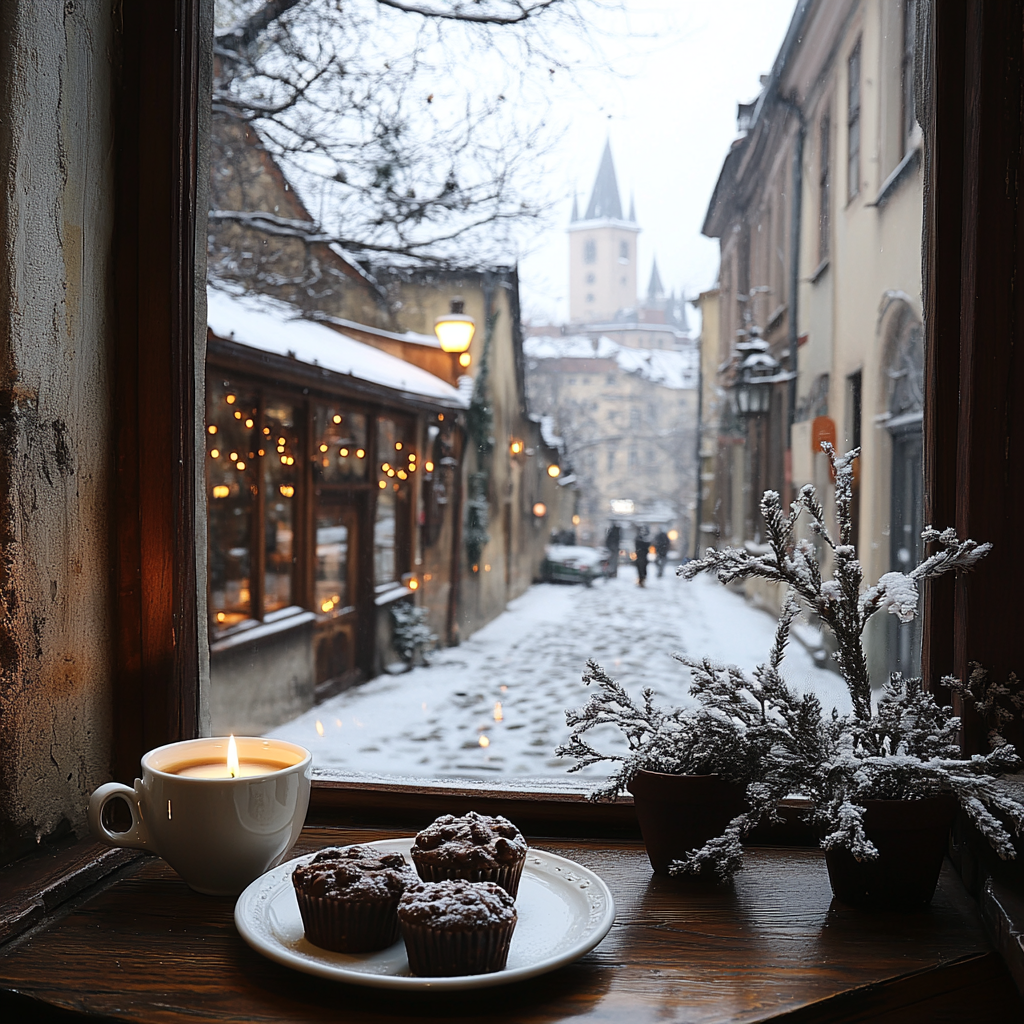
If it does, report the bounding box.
[398,879,517,976]
[291,845,415,953]
[412,812,527,898]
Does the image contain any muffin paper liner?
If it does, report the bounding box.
[411,857,525,899]
[295,892,401,953]
[400,918,516,976]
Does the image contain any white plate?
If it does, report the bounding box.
[234,837,615,990]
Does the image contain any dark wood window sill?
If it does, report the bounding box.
[2,825,1021,1023]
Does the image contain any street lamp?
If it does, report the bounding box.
[730,327,783,417]
[434,298,476,369]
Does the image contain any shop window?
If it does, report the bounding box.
[315,508,352,614]
[312,404,368,483]
[207,384,258,631]
[263,399,299,613]
[374,415,414,587]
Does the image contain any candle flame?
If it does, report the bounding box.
[316,720,325,737]
[227,735,239,778]
[493,702,503,721]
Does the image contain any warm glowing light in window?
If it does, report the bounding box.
[547,464,561,478]
[236,461,246,470]
[438,414,444,421]
[212,485,229,499]
[478,735,490,748]
[387,469,395,477]
[510,440,523,455]
[230,452,238,460]
[378,480,386,489]
[278,437,286,446]
[408,578,418,590]
[263,427,271,435]
[279,484,295,498]
[408,453,416,461]
[280,456,288,464]
[208,425,217,435]
[425,461,435,472]
[397,470,408,480]
[216,611,226,622]
[226,394,236,405]
[210,449,220,459]
[321,599,334,612]
[382,463,390,471]
[340,448,349,457]
[258,449,265,456]
[395,442,402,451]
[319,444,328,453]
[332,414,342,424]
[234,410,242,419]
[245,418,254,428]
[286,456,294,465]
[409,463,416,472]
[668,529,679,542]
[356,449,365,458]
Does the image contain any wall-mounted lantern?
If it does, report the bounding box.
[434,298,476,368]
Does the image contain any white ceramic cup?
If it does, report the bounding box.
[88,736,312,896]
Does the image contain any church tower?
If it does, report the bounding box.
[568,141,640,323]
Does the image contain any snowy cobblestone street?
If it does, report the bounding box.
[270,571,851,784]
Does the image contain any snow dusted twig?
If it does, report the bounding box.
[681,443,991,726]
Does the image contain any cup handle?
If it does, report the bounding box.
[88,781,152,851]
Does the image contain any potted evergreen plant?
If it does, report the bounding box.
[561,444,1024,903]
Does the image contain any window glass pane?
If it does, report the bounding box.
[207,384,257,632]
[263,399,299,613]
[373,487,396,586]
[313,403,368,483]
[316,507,351,613]
[203,1,928,788]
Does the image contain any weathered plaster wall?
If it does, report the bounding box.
[0,1,117,859]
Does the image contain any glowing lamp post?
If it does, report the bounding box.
[434,298,476,370]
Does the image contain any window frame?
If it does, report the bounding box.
[13,0,1023,865]
[847,38,862,201]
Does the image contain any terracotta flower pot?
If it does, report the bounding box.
[823,794,958,908]
[626,770,747,876]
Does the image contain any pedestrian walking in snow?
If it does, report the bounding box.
[634,526,649,587]
[605,522,621,577]
[653,529,670,578]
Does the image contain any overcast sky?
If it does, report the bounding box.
[517,0,798,325]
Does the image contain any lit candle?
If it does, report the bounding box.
[169,735,292,779]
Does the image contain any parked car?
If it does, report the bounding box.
[540,545,610,586]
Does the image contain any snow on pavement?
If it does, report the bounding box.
[268,571,851,784]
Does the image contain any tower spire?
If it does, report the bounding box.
[584,139,623,220]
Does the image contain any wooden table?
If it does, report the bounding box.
[1,827,1020,1023]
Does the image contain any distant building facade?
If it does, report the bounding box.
[702,0,923,681]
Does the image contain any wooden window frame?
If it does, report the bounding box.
[3,0,1018,900]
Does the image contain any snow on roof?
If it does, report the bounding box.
[524,335,620,360]
[207,288,467,408]
[539,414,563,450]
[524,334,697,390]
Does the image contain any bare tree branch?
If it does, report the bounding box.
[374,0,564,25]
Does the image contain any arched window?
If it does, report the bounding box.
[584,239,596,264]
